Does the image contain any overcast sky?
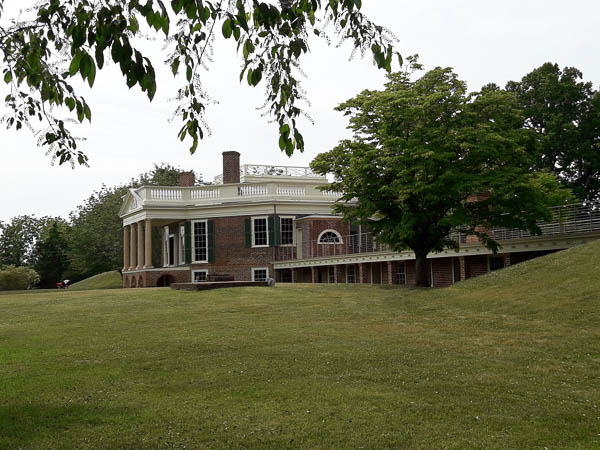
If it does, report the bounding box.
[1,1,599,223]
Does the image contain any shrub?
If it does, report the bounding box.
[0,265,40,291]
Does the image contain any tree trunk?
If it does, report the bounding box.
[414,251,430,288]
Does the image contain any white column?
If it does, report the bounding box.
[144,219,153,268]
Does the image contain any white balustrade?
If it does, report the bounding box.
[191,188,221,200]
[238,184,268,196]
[150,188,182,201]
[141,182,346,203]
[276,186,306,196]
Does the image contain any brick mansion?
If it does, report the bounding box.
[119,152,600,288]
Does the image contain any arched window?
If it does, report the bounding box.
[318,230,343,244]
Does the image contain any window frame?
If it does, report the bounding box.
[279,215,295,246]
[252,216,269,248]
[318,229,343,245]
[163,226,177,268]
[488,255,505,272]
[346,264,356,283]
[191,219,209,263]
[179,223,186,265]
[396,262,406,285]
[252,267,269,282]
[192,269,208,283]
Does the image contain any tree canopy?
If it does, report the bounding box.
[0,0,397,165]
[311,61,568,287]
[506,63,600,202]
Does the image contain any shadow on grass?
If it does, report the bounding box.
[0,403,132,447]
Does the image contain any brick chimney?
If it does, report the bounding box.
[222,151,240,184]
[179,171,195,187]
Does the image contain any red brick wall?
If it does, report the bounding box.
[466,255,488,279]
[431,258,454,288]
[123,269,191,288]
[222,151,240,184]
[307,219,349,241]
[179,172,195,187]
[202,216,274,281]
[405,261,416,286]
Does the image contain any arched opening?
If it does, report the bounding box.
[156,274,175,287]
[318,229,343,244]
[131,277,137,288]
[126,277,131,288]
[138,276,144,288]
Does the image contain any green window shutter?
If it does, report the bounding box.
[207,220,215,263]
[268,216,275,247]
[184,221,192,264]
[273,215,281,246]
[245,218,252,248]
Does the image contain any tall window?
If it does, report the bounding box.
[280,217,294,245]
[253,217,268,246]
[179,224,185,265]
[396,262,406,285]
[347,265,356,283]
[193,220,208,262]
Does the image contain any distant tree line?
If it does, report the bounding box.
[0,164,200,289]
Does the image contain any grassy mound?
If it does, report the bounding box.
[69,271,122,291]
[0,241,598,448]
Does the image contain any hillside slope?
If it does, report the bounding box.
[69,271,122,291]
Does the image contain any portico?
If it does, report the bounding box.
[123,219,153,272]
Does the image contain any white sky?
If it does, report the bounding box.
[1,0,599,222]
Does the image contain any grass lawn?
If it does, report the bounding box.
[69,271,123,291]
[1,242,599,448]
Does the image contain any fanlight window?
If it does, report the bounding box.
[318,230,342,244]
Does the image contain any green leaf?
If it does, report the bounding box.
[95,47,105,70]
[222,19,232,39]
[87,58,96,87]
[65,97,75,111]
[171,58,180,76]
[186,65,193,82]
[251,66,262,86]
[79,53,91,80]
[3,71,11,84]
[69,53,82,76]
[83,103,91,121]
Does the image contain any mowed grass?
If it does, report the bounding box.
[1,242,599,449]
[69,271,123,291]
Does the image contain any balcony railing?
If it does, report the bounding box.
[452,203,600,244]
[275,203,600,261]
[213,164,324,184]
[275,233,390,261]
[135,182,340,204]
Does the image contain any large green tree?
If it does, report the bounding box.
[33,219,70,287]
[0,215,48,266]
[65,163,185,280]
[506,63,600,202]
[311,63,568,287]
[0,0,397,165]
